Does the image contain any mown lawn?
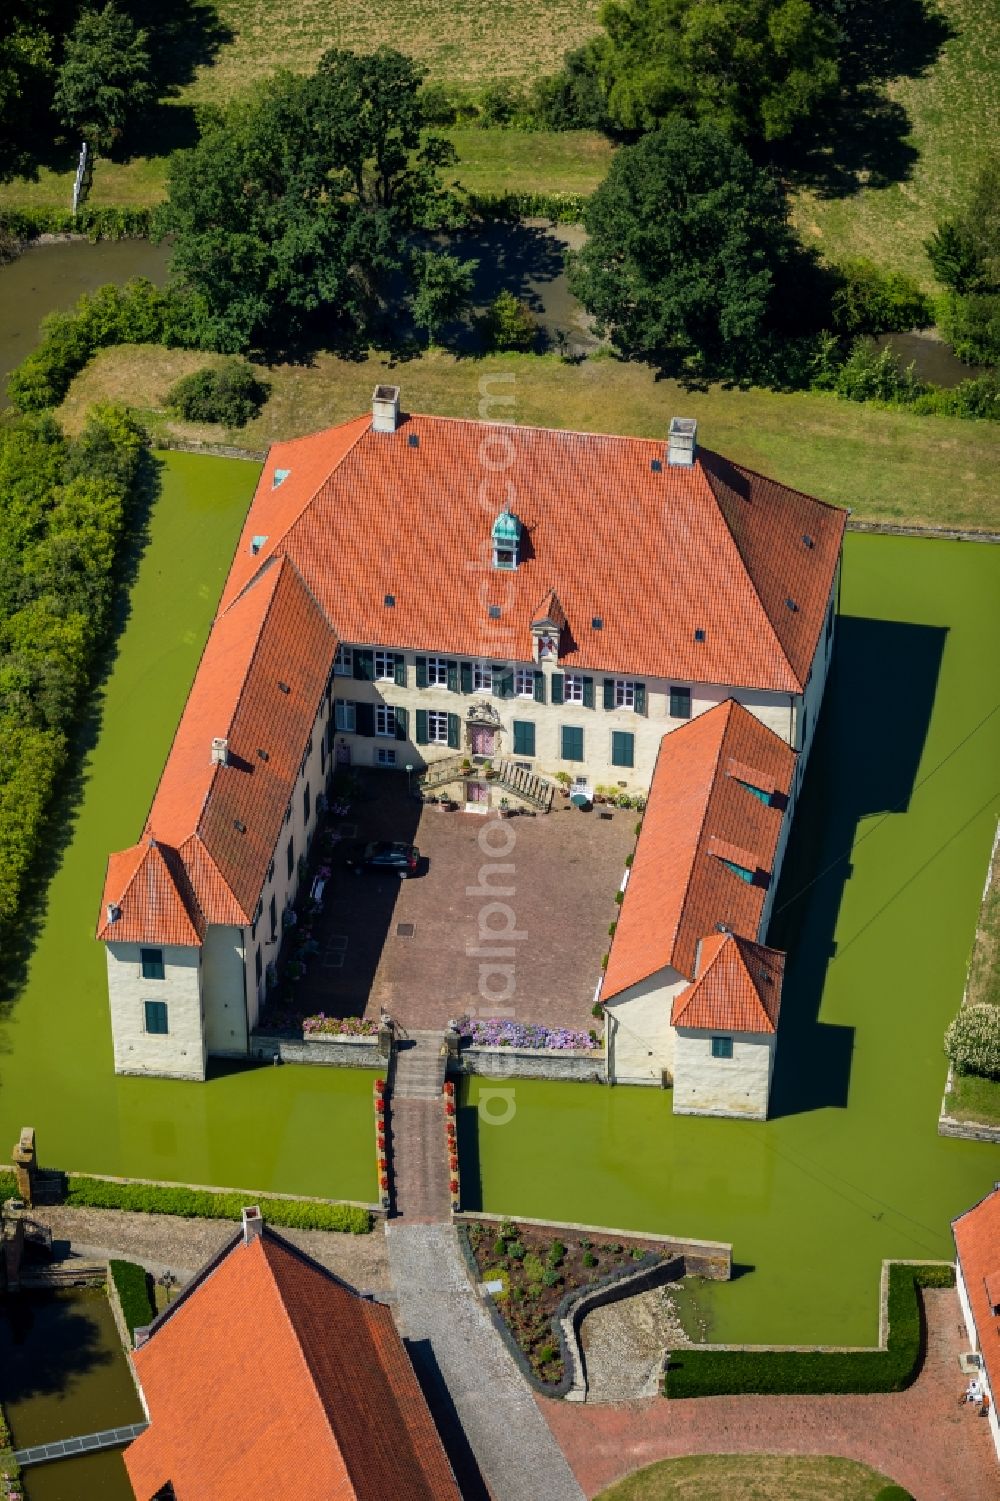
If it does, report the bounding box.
[60,344,1000,533]
[596,1454,894,1501]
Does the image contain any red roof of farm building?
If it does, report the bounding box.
[601,699,795,1002]
[671,931,784,1034]
[953,1187,1000,1409]
[124,1221,461,1501]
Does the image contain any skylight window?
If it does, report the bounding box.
[592,616,603,630]
[488,605,501,620]
[694,628,706,642]
[785,597,798,612]
[384,593,396,607]
[650,458,662,473]
[272,468,291,489]
[250,535,268,555]
[408,433,420,449]
[802,533,814,549]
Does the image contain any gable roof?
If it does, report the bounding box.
[98,555,336,944]
[671,932,784,1033]
[124,1224,461,1501]
[601,699,795,1000]
[219,412,845,695]
[953,1187,1000,1404]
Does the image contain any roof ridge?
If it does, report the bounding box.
[180,832,248,923]
[694,461,801,691]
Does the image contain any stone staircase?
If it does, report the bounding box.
[388,1032,451,1222]
[493,758,556,811]
[416,756,466,794]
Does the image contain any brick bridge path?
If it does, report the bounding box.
[386,1032,584,1501]
[539,1287,997,1501]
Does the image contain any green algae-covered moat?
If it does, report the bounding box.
[0,450,997,1343]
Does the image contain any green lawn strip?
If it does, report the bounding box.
[664,1265,953,1397]
[61,346,1000,533]
[446,129,613,199]
[108,1258,155,1342]
[594,1453,896,1501]
[945,1071,1000,1124]
[0,1169,372,1232]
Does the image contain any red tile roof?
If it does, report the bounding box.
[98,555,336,944]
[671,932,784,1033]
[220,413,845,695]
[125,1225,461,1501]
[953,1187,1000,1405]
[601,699,795,1000]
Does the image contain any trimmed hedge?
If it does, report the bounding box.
[64,1175,372,1233]
[109,1258,154,1341]
[664,1264,954,1398]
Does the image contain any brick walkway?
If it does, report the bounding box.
[389,1033,451,1223]
[539,1288,997,1501]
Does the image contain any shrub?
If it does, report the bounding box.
[419,82,457,125]
[465,191,589,226]
[945,1004,1000,1079]
[548,1240,566,1266]
[167,359,269,427]
[478,81,529,128]
[665,1263,954,1397]
[834,339,924,405]
[64,1175,372,1232]
[109,1258,154,1342]
[536,1342,559,1365]
[483,290,538,352]
[831,260,933,336]
[493,1237,507,1258]
[524,1252,546,1283]
[938,291,1000,367]
[874,1488,914,1501]
[614,890,624,905]
[507,1239,526,1261]
[542,1267,561,1288]
[582,1250,598,1268]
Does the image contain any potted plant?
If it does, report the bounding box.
[461,757,472,772]
[555,770,572,796]
[483,759,495,780]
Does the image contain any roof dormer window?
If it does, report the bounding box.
[491,507,521,570]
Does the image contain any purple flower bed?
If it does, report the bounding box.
[455,1017,598,1051]
[302,1014,380,1038]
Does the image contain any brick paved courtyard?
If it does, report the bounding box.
[295,771,636,1032]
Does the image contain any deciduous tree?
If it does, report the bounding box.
[54,3,152,153]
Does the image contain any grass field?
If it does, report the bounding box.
[596,1454,893,1501]
[0,450,379,1202]
[791,0,1000,284]
[60,344,1000,532]
[1,0,995,270]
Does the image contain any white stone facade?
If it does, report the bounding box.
[956,1258,1000,1459]
[671,1028,776,1120]
[105,943,206,1081]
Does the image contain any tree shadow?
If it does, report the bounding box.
[118,0,233,162]
[780,0,955,198]
[766,614,946,1118]
[0,449,160,1030]
[0,1293,115,1415]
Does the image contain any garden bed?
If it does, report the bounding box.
[464,1217,668,1385]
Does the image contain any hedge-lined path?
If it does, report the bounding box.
[25,1204,391,1292]
[387,1221,585,1501]
[539,1288,996,1500]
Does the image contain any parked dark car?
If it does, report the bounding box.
[345,840,421,877]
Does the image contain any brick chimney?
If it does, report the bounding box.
[667,417,697,467]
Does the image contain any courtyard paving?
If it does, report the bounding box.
[540,1288,998,1501]
[295,771,636,1032]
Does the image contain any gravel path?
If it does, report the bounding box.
[580,1285,687,1402]
[387,1221,584,1501]
[31,1205,391,1292]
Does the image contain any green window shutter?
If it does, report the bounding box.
[395,705,409,741]
[460,660,473,694]
[561,725,584,761]
[634,682,646,716]
[394,655,406,687]
[550,673,564,705]
[415,708,428,745]
[415,656,427,689]
[603,678,615,710]
[447,659,459,693]
[611,730,634,768]
[354,649,374,681]
[513,720,536,757]
[494,668,513,699]
[582,676,594,709]
[669,686,692,719]
[533,671,546,704]
[447,712,460,749]
[356,702,374,737]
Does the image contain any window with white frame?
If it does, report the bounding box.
[473,662,493,693]
[376,746,397,766]
[375,705,395,737]
[334,699,356,733]
[614,679,640,709]
[334,644,352,676]
[514,667,534,697]
[427,656,449,687]
[428,711,449,743]
[374,649,395,680]
[564,674,585,704]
